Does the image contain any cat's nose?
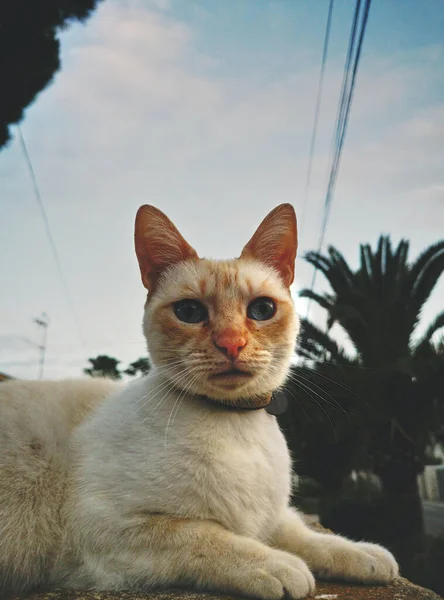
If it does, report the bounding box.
[212,330,247,360]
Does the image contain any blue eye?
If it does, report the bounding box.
[173,299,207,323]
[247,297,276,321]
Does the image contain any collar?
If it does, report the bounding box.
[201,390,288,416]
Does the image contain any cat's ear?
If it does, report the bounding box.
[135,205,198,291]
[240,203,298,287]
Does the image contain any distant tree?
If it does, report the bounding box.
[84,354,122,380]
[124,357,151,377]
[0,0,102,148]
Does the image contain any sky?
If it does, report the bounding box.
[1,0,443,379]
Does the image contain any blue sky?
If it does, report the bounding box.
[1,0,443,379]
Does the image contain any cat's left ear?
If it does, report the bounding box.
[240,203,298,287]
[135,205,198,292]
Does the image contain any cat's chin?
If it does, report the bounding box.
[194,378,276,406]
[162,365,289,406]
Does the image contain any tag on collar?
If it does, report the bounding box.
[265,391,288,416]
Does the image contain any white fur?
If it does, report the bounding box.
[55,369,397,596]
[0,378,120,594]
[0,371,398,598]
[70,372,292,545]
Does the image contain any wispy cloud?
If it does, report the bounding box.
[1,0,443,378]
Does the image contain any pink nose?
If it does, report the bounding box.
[213,330,247,360]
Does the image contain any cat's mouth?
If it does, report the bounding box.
[210,368,253,380]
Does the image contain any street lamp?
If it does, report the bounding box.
[34,312,49,379]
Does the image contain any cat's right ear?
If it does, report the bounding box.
[135,205,198,292]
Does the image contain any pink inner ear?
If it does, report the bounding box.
[135,205,198,291]
[240,204,298,287]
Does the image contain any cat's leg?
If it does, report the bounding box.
[75,515,315,600]
[270,507,398,584]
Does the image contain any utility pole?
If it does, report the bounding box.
[34,313,49,379]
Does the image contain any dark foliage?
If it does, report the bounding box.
[83,354,122,380]
[279,364,370,494]
[295,236,444,497]
[282,235,444,594]
[124,357,151,377]
[84,355,151,380]
[0,0,102,147]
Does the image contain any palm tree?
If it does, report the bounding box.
[297,236,444,544]
[300,237,444,367]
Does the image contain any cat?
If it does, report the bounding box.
[0,203,398,599]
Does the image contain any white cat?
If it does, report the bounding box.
[0,204,398,599]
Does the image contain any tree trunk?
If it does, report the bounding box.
[375,462,424,562]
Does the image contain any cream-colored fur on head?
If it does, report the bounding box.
[144,258,298,402]
[0,204,398,599]
[136,203,298,407]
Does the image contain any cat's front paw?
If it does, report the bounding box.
[311,536,398,584]
[241,548,315,600]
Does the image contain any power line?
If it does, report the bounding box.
[17,126,86,349]
[331,0,363,167]
[315,0,368,256]
[306,0,372,316]
[299,0,335,240]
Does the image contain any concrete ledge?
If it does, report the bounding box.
[9,577,441,600]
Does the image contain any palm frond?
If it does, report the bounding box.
[304,250,354,295]
[299,289,334,311]
[328,246,355,289]
[410,245,444,321]
[415,310,444,351]
[357,243,373,291]
[297,318,348,363]
[326,304,367,331]
[409,241,444,288]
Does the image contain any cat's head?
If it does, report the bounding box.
[135,204,298,407]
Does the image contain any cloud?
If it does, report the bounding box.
[325,102,444,242]
[31,1,444,167]
[3,0,443,378]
